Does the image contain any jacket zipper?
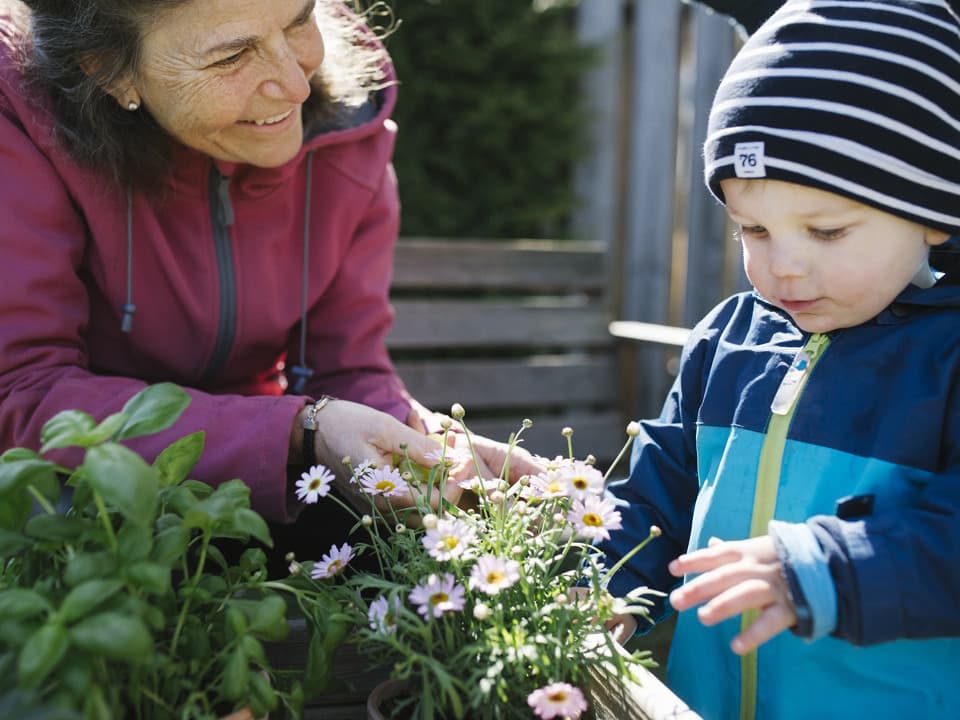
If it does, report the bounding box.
[201,167,237,382]
[739,332,831,720]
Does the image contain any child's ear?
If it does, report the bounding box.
[924,228,952,246]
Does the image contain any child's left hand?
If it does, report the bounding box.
[667,535,796,655]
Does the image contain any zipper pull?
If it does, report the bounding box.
[770,333,828,415]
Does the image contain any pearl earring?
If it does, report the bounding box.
[127,101,139,111]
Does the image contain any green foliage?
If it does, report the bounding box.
[382,0,596,238]
[0,384,346,720]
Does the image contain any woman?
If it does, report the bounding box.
[0,0,499,530]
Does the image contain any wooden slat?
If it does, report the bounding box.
[608,321,690,347]
[392,238,607,292]
[395,355,619,410]
[683,5,738,327]
[388,299,613,350]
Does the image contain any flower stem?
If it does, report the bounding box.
[602,435,636,484]
[170,533,209,654]
[600,527,660,586]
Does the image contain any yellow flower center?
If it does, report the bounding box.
[485,571,505,584]
[442,536,460,550]
[547,481,563,493]
[548,691,568,702]
[328,559,343,572]
[376,480,396,493]
[572,476,588,490]
[308,479,322,491]
[430,592,449,606]
[582,513,603,527]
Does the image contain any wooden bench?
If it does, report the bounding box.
[388,237,627,465]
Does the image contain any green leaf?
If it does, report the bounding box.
[204,543,228,572]
[154,431,205,488]
[0,492,31,532]
[249,670,278,713]
[64,552,118,587]
[302,626,333,698]
[114,383,190,441]
[0,528,31,558]
[84,443,159,528]
[39,410,97,453]
[59,580,124,624]
[18,623,69,689]
[123,562,170,596]
[116,523,152,562]
[0,458,56,496]
[150,525,190,567]
[0,589,52,620]
[25,514,91,542]
[69,612,153,662]
[231,508,273,548]
[235,596,289,642]
[220,647,248,702]
[1,447,41,462]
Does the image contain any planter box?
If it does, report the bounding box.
[271,621,700,720]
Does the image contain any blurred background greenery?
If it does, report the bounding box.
[373,0,595,239]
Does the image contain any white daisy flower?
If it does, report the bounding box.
[295,464,334,504]
[310,543,354,579]
[358,466,406,497]
[469,555,520,595]
[409,573,465,620]
[559,460,604,499]
[422,518,476,561]
[567,495,622,541]
[367,595,399,634]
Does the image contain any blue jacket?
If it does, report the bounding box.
[600,273,960,719]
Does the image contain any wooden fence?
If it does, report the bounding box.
[388,2,748,460]
[574,0,748,419]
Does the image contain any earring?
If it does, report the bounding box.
[127,101,139,111]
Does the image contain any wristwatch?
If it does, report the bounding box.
[301,395,335,472]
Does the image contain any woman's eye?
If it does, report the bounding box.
[211,51,245,68]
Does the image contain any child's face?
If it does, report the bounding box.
[721,179,949,334]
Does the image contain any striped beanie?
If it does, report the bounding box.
[703,0,960,235]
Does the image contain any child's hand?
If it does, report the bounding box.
[667,535,796,655]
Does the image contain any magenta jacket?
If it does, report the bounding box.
[0,17,412,521]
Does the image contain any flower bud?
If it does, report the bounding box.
[561,426,573,438]
[440,417,453,430]
[511,546,522,557]
[401,471,413,482]
[552,513,565,524]
[341,455,352,466]
[522,418,533,429]
[514,501,528,515]
[284,551,296,562]
[585,454,596,466]
[650,525,662,538]
[450,403,465,420]
[361,514,373,527]
[490,491,505,504]
[554,592,569,605]
[288,562,301,576]
[395,522,406,533]
[626,421,641,437]
[473,602,491,620]
[422,513,439,529]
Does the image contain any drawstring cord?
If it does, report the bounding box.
[289,151,315,394]
[121,187,137,333]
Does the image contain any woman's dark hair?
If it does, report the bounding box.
[17,0,391,193]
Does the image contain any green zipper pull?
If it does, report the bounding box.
[770,333,829,415]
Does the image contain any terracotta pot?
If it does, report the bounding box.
[366,678,410,720]
[220,708,264,720]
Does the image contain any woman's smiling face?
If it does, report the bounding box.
[129,0,324,167]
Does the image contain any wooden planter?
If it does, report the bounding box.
[272,621,700,720]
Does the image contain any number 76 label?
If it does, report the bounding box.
[733,141,766,178]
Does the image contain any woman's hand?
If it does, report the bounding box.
[668,535,796,655]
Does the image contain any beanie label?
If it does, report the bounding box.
[734,142,766,179]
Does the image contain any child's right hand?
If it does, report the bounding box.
[667,535,796,655]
